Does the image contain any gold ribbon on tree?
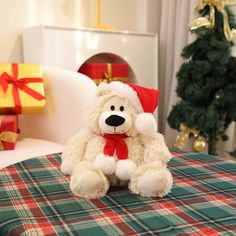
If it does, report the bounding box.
[174,123,199,149]
[0,131,18,150]
[189,0,236,41]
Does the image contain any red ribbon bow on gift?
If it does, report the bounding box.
[0,64,45,114]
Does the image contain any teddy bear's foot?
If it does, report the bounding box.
[61,161,74,175]
[70,168,109,198]
[129,164,173,198]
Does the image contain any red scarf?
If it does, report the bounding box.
[102,133,128,160]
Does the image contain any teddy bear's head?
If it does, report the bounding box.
[98,94,134,135]
[85,81,160,137]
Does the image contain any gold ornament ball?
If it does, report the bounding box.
[193,139,206,152]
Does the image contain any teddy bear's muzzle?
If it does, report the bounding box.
[105,115,125,127]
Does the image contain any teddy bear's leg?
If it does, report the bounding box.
[61,129,93,175]
[129,161,173,197]
[70,161,109,198]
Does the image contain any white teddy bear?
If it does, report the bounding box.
[61,81,173,198]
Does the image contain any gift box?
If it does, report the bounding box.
[78,63,129,85]
[0,115,19,150]
[0,63,46,114]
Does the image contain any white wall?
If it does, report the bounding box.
[0,0,87,62]
[0,0,159,63]
[1,0,235,63]
[86,0,158,32]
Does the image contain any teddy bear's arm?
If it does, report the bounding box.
[140,133,172,164]
[61,129,93,175]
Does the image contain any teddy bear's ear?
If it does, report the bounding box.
[97,82,112,97]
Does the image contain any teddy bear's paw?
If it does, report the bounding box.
[129,168,173,198]
[94,154,116,175]
[115,159,137,181]
[70,169,109,198]
[61,161,74,175]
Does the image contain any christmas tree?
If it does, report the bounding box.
[168,0,236,156]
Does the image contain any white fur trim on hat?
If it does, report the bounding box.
[94,154,116,175]
[97,82,143,113]
[115,159,137,181]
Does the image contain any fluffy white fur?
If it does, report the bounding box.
[97,82,143,113]
[70,161,109,198]
[94,154,116,175]
[115,159,137,181]
[135,113,157,136]
[61,82,173,198]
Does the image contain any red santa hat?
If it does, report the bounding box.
[127,83,160,113]
[98,82,160,112]
[97,81,160,136]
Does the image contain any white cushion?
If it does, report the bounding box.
[0,67,95,169]
[19,66,97,144]
[0,138,64,169]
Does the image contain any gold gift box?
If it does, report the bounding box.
[0,64,45,114]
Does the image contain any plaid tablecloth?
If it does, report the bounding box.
[0,152,235,236]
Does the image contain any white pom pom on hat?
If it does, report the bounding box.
[135,113,157,136]
[97,82,160,135]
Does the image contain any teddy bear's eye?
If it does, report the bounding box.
[120,106,124,111]
[110,105,115,111]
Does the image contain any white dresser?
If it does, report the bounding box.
[23,25,158,89]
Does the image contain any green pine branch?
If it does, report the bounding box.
[167,4,236,157]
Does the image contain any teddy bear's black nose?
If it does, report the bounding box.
[105,115,125,127]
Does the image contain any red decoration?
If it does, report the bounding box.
[102,133,128,160]
[0,115,19,150]
[0,64,45,114]
[79,63,128,85]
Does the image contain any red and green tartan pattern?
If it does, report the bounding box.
[0,152,235,236]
